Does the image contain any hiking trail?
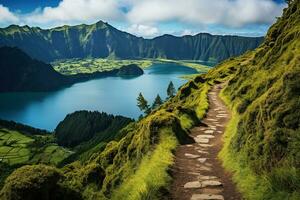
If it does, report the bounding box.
[169,84,241,200]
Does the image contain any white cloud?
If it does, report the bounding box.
[23,0,123,27]
[127,24,159,38]
[126,0,285,27]
[180,29,197,36]
[0,5,19,24]
[0,0,286,37]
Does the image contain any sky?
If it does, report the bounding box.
[0,0,287,38]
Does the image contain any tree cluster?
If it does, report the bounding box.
[137,81,176,116]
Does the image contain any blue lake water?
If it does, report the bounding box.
[0,63,199,131]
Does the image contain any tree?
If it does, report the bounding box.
[285,0,292,4]
[167,81,176,98]
[152,94,163,109]
[137,92,150,115]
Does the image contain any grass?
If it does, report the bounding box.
[219,93,300,200]
[111,128,177,200]
[0,129,34,165]
[179,74,199,80]
[156,59,212,73]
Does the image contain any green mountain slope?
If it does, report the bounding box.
[0,46,71,92]
[0,21,263,62]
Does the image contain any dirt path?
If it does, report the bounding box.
[169,84,241,200]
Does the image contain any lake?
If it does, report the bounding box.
[0,63,199,131]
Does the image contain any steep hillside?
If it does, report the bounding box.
[0,21,263,62]
[203,0,300,199]
[0,47,70,92]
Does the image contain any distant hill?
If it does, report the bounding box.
[55,111,133,147]
[117,64,144,76]
[0,47,145,92]
[0,46,70,92]
[0,21,263,63]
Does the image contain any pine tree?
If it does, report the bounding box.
[152,94,163,109]
[138,114,144,121]
[136,92,150,114]
[285,0,292,4]
[167,81,176,98]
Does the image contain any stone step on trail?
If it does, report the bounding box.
[197,135,215,139]
[195,137,210,143]
[197,158,207,163]
[191,194,224,200]
[198,175,218,180]
[199,144,213,147]
[196,150,209,154]
[204,130,214,134]
[185,153,201,159]
[199,166,211,171]
[204,163,213,167]
[184,180,222,189]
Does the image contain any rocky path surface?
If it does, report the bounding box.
[169,84,241,200]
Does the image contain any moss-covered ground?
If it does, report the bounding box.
[204,1,300,198]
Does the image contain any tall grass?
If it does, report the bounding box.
[219,92,300,200]
[111,128,177,200]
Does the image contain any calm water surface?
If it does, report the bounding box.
[0,63,198,131]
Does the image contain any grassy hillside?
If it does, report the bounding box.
[203,0,300,198]
[0,21,263,63]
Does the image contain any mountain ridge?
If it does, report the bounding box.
[0,21,263,63]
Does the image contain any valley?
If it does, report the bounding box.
[52,58,212,75]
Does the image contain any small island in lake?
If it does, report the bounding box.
[117,64,144,76]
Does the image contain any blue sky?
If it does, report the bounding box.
[0,0,286,38]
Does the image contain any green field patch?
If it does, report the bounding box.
[0,129,71,166]
[52,58,153,75]
[52,58,212,76]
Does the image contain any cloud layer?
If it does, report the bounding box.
[24,0,123,27]
[0,0,286,37]
[127,24,160,37]
[0,5,18,24]
[126,0,285,27]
